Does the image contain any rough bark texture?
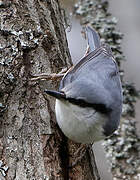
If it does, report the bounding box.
[0,0,100,179]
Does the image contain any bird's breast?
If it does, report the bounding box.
[55,99,108,143]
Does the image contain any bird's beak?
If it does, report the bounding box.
[44,89,66,100]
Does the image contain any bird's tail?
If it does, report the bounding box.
[86,26,101,52]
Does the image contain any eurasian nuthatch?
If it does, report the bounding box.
[45,26,123,144]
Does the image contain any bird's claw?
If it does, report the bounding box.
[30,67,68,81]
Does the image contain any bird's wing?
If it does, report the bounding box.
[60,49,122,110]
[59,26,122,111]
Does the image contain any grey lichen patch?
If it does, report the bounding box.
[0,28,40,66]
[0,103,6,113]
[103,118,140,179]
[0,0,11,8]
[0,160,8,177]
[0,1,44,66]
[11,29,39,49]
[122,83,140,117]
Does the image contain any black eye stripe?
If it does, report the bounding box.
[66,98,112,114]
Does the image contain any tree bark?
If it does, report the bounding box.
[0,0,100,179]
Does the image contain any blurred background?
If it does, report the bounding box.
[62,0,140,179]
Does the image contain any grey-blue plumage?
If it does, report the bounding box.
[45,26,123,143]
[86,26,100,52]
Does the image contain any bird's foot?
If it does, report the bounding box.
[30,67,68,81]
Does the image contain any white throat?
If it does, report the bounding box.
[55,99,108,143]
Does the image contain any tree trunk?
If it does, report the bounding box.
[0,0,100,179]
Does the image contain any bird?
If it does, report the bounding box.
[45,26,123,144]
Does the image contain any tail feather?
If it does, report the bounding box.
[86,26,101,52]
